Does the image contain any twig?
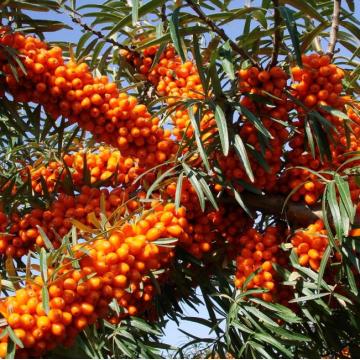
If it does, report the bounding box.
[185,0,259,67]
[70,15,135,53]
[160,4,168,31]
[327,0,341,57]
[269,0,281,68]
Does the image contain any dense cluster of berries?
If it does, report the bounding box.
[291,220,331,271]
[0,186,139,257]
[121,46,215,141]
[164,178,252,258]
[214,67,289,192]
[0,201,189,356]
[291,54,345,109]
[277,54,355,205]
[235,226,290,303]
[26,147,150,195]
[0,30,177,168]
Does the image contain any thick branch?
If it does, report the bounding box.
[269,0,281,68]
[242,192,323,227]
[185,0,259,67]
[327,0,341,57]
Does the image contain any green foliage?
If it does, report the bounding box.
[1,0,360,359]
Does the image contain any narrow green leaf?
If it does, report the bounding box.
[234,134,254,182]
[132,0,139,26]
[42,285,50,314]
[279,6,302,66]
[169,7,186,62]
[175,171,184,210]
[182,163,205,211]
[219,41,235,80]
[317,245,331,291]
[213,104,229,156]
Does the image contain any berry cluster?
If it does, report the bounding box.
[235,226,289,303]
[0,201,189,357]
[291,220,330,271]
[0,30,176,168]
[0,186,139,257]
[27,147,150,195]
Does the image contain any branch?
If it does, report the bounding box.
[70,15,135,54]
[327,0,341,57]
[269,0,281,68]
[242,192,322,227]
[185,0,259,67]
[160,3,168,31]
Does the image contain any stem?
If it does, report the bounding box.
[70,16,135,53]
[160,3,168,31]
[185,0,259,67]
[327,0,341,57]
[269,0,281,68]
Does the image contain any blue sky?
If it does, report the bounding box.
[20,0,360,354]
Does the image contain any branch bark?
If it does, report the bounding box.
[185,0,259,67]
[269,0,281,68]
[327,0,341,57]
[70,16,135,54]
[241,192,323,227]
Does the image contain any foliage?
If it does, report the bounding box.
[0,0,360,359]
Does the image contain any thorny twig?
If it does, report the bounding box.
[327,0,341,57]
[185,0,259,67]
[70,15,135,54]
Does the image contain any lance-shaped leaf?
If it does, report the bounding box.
[279,6,302,66]
[169,7,186,62]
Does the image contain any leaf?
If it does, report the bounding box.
[175,171,184,210]
[301,21,329,52]
[289,292,331,303]
[40,247,48,283]
[152,237,178,247]
[335,174,356,223]
[198,177,219,210]
[132,0,139,25]
[253,333,293,357]
[7,326,23,348]
[278,0,324,23]
[325,181,343,239]
[237,104,272,139]
[192,34,207,91]
[234,134,254,182]
[279,6,302,66]
[42,285,50,314]
[243,305,279,327]
[213,104,229,156]
[169,7,186,62]
[317,245,331,291]
[182,163,205,211]
[188,106,211,171]
[107,0,166,38]
[219,41,235,80]
[345,264,358,296]
[231,185,253,217]
[36,225,55,250]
